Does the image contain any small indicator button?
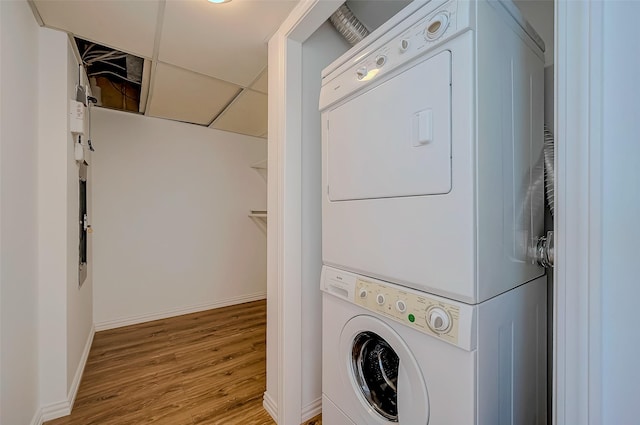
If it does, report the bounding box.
[375,55,387,68]
[408,314,415,323]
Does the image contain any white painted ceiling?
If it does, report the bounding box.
[30,0,298,138]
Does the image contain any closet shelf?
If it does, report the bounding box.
[251,159,268,182]
[249,210,267,234]
[249,159,267,233]
[251,159,267,170]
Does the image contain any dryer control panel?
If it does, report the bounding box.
[320,0,468,111]
[322,266,476,351]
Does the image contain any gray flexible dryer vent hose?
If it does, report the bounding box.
[532,125,555,268]
[330,4,370,46]
[543,125,555,216]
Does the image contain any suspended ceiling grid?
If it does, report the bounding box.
[30,0,297,138]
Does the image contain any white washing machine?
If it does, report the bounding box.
[321,266,547,424]
[319,0,546,304]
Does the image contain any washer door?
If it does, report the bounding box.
[340,315,430,424]
[352,331,400,421]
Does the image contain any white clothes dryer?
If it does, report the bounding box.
[321,266,547,425]
[319,0,547,304]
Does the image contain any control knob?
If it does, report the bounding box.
[376,293,386,306]
[399,38,410,52]
[358,288,368,299]
[424,12,449,41]
[395,300,407,313]
[427,307,451,333]
[356,67,368,80]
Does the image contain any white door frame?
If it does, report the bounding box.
[553,1,603,424]
[266,2,343,424]
[268,1,603,424]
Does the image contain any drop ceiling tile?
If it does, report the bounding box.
[32,0,159,58]
[251,69,268,94]
[147,63,241,126]
[211,89,267,137]
[159,0,297,87]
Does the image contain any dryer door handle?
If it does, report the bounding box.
[413,109,433,146]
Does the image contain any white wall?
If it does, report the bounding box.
[601,2,640,422]
[37,26,70,409]
[91,108,267,328]
[300,21,350,412]
[1,7,94,420]
[37,28,94,414]
[65,40,94,400]
[0,1,40,423]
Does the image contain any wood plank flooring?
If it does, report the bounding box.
[45,300,321,425]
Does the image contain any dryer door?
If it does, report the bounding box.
[325,50,451,202]
[340,315,429,424]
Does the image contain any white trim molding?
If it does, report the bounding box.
[67,325,95,410]
[263,392,321,424]
[266,1,342,424]
[39,325,96,423]
[263,391,278,421]
[29,409,44,425]
[301,397,322,423]
[39,400,69,423]
[553,1,603,424]
[95,292,267,331]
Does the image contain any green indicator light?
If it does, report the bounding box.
[408,314,415,323]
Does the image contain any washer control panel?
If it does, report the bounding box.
[355,277,461,345]
[322,266,476,350]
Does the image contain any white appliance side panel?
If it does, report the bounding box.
[476,0,545,301]
[476,276,547,425]
[326,51,452,201]
[322,35,476,302]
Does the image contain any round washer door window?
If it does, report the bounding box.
[352,331,400,421]
[340,315,430,424]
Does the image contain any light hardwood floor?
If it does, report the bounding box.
[45,300,321,425]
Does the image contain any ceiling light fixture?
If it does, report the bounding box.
[207,0,232,3]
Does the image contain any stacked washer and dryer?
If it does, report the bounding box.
[318,1,547,424]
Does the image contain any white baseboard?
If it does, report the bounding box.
[301,397,322,422]
[95,292,268,331]
[263,391,278,421]
[40,400,70,422]
[262,392,321,424]
[68,325,95,408]
[39,325,95,423]
[29,407,44,425]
